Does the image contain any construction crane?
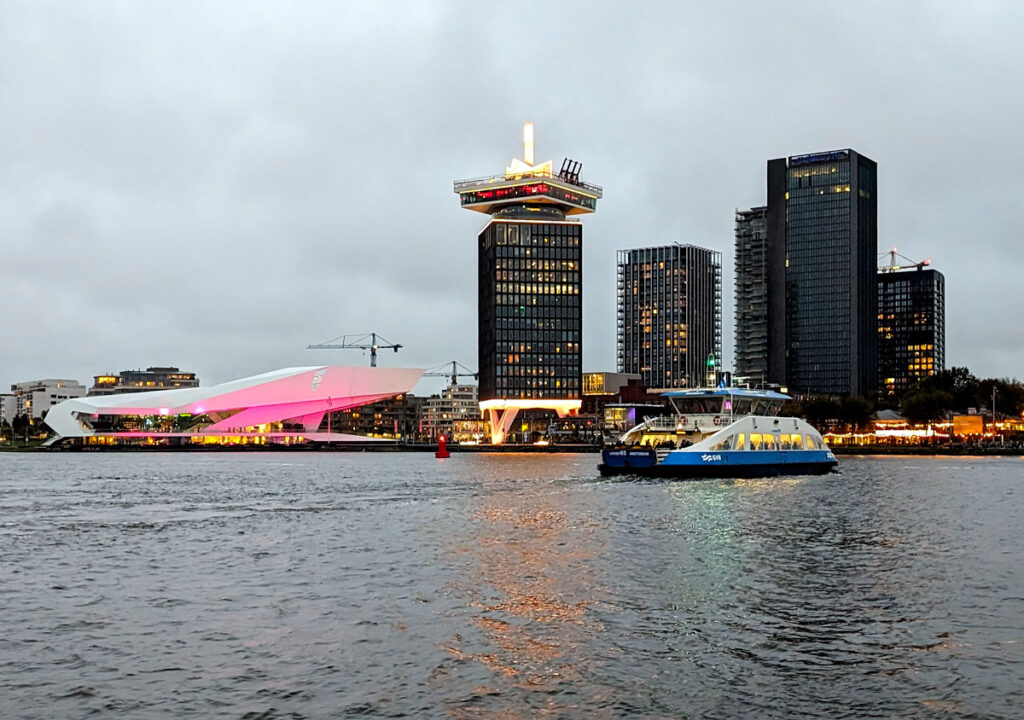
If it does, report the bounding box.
[306,333,402,367]
[879,247,931,273]
[423,361,478,386]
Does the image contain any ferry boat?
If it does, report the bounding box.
[598,387,837,479]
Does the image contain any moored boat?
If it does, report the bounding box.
[599,387,837,479]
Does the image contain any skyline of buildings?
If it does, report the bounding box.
[5,138,958,438]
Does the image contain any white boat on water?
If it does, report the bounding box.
[598,387,837,479]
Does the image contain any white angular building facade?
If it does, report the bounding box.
[44,366,423,446]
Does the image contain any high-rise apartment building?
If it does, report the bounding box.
[734,206,768,386]
[454,124,601,443]
[878,263,945,397]
[617,245,722,389]
[763,149,878,396]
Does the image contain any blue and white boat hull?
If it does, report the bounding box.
[599,447,837,478]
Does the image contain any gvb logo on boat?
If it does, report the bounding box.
[700,454,722,462]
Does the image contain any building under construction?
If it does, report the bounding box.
[734,207,769,386]
[877,250,945,397]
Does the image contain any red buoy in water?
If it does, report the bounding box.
[435,434,450,459]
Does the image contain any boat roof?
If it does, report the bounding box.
[662,387,791,400]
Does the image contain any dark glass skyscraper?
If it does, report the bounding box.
[477,220,582,401]
[764,149,878,396]
[878,266,945,397]
[734,207,768,385]
[454,124,601,443]
[617,245,722,389]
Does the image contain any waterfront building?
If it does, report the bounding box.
[326,392,428,441]
[0,393,17,426]
[43,366,424,446]
[89,366,199,396]
[421,384,480,441]
[454,123,601,444]
[617,245,722,389]
[878,259,945,397]
[10,378,86,421]
[734,207,769,386]
[764,149,878,396]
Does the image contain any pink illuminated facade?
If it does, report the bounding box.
[44,366,424,446]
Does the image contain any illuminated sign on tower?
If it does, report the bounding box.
[454,124,602,444]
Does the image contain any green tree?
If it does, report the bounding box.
[979,378,1024,419]
[902,390,954,424]
[11,414,31,443]
[839,396,874,431]
[905,367,979,416]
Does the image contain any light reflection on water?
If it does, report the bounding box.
[1,452,1023,718]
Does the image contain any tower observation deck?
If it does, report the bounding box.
[454,123,603,218]
[454,124,602,444]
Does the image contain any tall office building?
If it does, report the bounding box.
[617,245,722,389]
[764,149,878,396]
[734,206,768,386]
[878,258,945,397]
[454,124,602,444]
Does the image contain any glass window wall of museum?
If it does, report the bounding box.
[481,221,583,400]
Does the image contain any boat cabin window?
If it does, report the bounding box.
[804,434,819,450]
[670,396,725,415]
[777,433,806,450]
[709,435,731,451]
[732,397,754,415]
[749,433,780,451]
[709,432,745,451]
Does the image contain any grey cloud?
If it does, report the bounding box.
[2,1,1022,393]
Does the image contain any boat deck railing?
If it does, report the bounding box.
[641,416,680,432]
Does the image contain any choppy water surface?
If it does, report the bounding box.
[1,453,1023,718]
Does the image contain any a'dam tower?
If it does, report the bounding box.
[454,124,602,444]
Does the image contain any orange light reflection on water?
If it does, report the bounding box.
[442,488,605,713]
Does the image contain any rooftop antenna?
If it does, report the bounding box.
[523,122,534,166]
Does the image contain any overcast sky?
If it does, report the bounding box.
[2,1,1021,395]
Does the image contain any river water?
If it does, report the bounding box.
[1,452,1022,718]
